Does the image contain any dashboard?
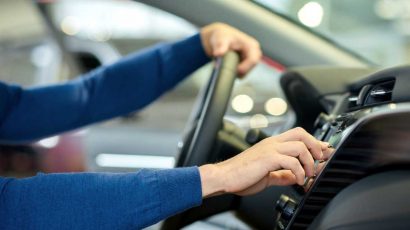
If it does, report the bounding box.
[275,65,410,229]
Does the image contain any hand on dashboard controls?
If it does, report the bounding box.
[199,127,334,197]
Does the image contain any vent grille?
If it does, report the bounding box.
[290,152,367,230]
[348,79,395,110]
[363,80,395,106]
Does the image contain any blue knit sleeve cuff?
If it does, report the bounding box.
[155,166,202,220]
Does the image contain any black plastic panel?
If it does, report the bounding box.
[309,171,410,230]
[285,106,410,229]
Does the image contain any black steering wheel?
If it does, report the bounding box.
[176,51,240,167]
[161,52,240,230]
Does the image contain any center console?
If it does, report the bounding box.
[275,66,410,229]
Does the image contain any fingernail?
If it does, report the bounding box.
[303,177,309,187]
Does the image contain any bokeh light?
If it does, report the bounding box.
[298,1,324,28]
[38,136,60,148]
[250,114,269,128]
[265,97,287,116]
[232,94,254,113]
[60,16,81,35]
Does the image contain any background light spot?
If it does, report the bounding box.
[232,94,254,113]
[265,97,288,116]
[298,2,324,28]
[250,114,269,128]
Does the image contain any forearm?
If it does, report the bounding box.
[0,167,202,230]
[0,34,209,142]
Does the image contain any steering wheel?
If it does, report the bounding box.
[161,52,240,230]
[176,51,240,167]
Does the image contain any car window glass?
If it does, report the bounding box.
[254,0,410,67]
[0,0,68,87]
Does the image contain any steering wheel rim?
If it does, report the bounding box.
[176,51,240,167]
[162,52,240,230]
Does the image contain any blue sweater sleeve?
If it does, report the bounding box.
[0,34,209,143]
[0,167,203,229]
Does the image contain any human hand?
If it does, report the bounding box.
[199,127,334,197]
[303,155,333,191]
[200,22,262,76]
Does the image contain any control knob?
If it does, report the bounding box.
[276,194,297,221]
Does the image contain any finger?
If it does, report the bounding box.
[277,154,305,185]
[320,142,335,160]
[322,147,334,160]
[210,35,230,57]
[320,141,330,149]
[276,127,323,160]
[268,170,297,186]
[304,177,315,192]
[315,161,327,175]
[276,141,315,177]
[237,41,261,76]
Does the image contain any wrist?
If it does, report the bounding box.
[200,22,224,57]
[198,164,225,198]
[199,27,212,57]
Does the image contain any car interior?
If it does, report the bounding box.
[1,0,410,229]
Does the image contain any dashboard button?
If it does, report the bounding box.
[276,194,289,212]
[282,199,297,221]
[275,194,298,221]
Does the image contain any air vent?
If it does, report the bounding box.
[347,79,395,111]
[290,151,368,230]
[363,79,395,106]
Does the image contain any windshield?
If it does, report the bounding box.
[255,0,410,67]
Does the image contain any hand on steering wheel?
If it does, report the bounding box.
[200,22,262,76]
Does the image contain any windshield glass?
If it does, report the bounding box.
[255,0,410,67]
